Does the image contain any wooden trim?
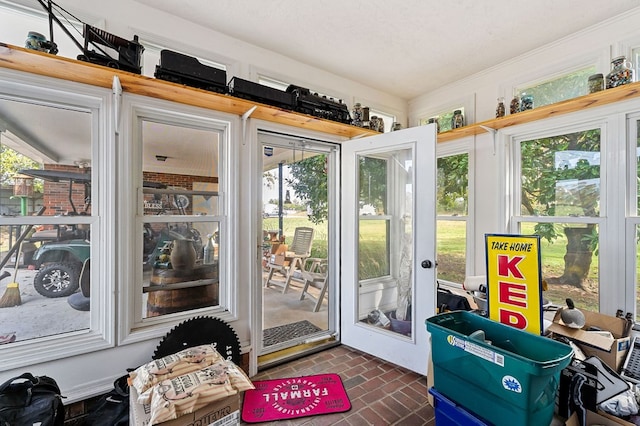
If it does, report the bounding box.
[437,81,640,142]
[0,43,379,139]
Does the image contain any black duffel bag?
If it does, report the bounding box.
[84,374,130,426]
[0,373,65,426]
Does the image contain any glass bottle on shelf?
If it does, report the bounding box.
[521,93,534,111]
[352,103,363,127]
[510,94,520,114]
[606,56,634,89]
[362,106,370,128]
[496,97,505,118]
[452,110,464,129]
[203,234,215,264]
[427,117,440,133]
[588,73,604,93]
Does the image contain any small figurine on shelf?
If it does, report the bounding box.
[496,97,505,118]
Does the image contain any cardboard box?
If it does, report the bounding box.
[270,253,287,266]
[130,386,240,426]
[270,243,287,255]
[565,409,634,426]
[547,309,631,372]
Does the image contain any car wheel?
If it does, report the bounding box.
[34,262,80,298]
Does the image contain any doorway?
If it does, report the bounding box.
[257,131,338,368]
[340,125,437,374]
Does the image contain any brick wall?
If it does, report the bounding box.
[34,166,218,217]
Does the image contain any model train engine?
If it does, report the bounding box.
[287,85,352,124]
[154,50,227,94]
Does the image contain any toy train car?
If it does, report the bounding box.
[153,50,352,125]
[228,77,295,110]
[154,50,227,93]
[77,24,144,74]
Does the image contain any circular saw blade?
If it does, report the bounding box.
[153,316,241,365]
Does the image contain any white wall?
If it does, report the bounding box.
[409,7,640,274]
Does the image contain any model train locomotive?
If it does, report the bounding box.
[156,50,352,124]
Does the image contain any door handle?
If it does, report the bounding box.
[421,260,437,269]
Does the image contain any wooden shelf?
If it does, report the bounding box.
[6,43,638,143]
[0,43,379,139]
[437,81,640,143]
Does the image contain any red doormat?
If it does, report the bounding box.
[241,373,351,423]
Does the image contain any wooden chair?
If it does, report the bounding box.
[264,226,314,293]
[299,257,328,312]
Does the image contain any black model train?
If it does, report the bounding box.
[31,0,352,125]
[156,50,352,124]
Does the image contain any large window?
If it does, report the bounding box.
[0,69,112,370]
[630,115,640,319]
[513,128,602,311]
[515,66,596,109]
[436,152,469,285]
[121,99,232,338]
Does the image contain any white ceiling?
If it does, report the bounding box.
[136,0,640,100]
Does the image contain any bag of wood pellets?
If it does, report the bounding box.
[146,359,254,425]
[130,344,224,402]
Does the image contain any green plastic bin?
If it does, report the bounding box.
[426,311,573,426]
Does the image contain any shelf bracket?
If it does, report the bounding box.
[479,125,497,155]
[112,75,122,136]
[241,106,257,146]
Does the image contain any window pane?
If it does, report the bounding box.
[520,129,601,217]
[516,66,596,108]
[141,119,220,318]
[437,154,468,216]
[436,220,466,284]
[0,98,93,342]
[358,219,390,280]
[359,156,388,215]
[143,220,219,318]
[520,222,599,311]
[419,111,459,133]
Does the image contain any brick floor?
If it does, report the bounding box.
[241,345,435,425]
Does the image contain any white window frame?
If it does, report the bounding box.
[0,68,114,371]
[501,102,636,315]
[625,111,640,316]
[117,94,238,345]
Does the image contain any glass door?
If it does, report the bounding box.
[258,131,337,363]
[341,125,437,374]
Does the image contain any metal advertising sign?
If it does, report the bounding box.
[485,234,543,335]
